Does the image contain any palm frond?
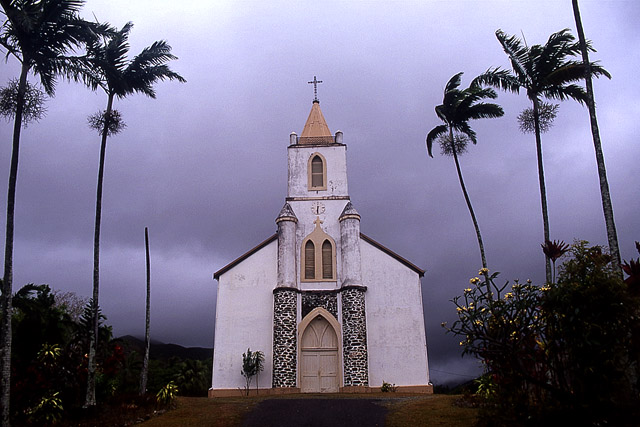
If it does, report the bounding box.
[546,61,590,85]
[589,61,612,79]
[435,103,451,124]
[444,72,464,94]
[0,0,99,95]
[82,20,185,102]
[455,122,477,144]
[473,68,521,94]
[540,29,579,64]
[426,124,448,158]
[466,103,504,120]
[541,83,587,104]
[495,30,529,81]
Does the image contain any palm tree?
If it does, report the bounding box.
[139,227,151,396]
[83,22,185,407]
[0,1,101,423]
[571,0,621,277]
[426,72,504,269]
[473,29,610,283]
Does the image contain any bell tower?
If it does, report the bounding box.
[272,81,369,390]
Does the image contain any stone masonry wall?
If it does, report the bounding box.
[341,287,369,386]
[272,288,297,387]
[301,291,338,318]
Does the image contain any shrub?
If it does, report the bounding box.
[26,392,63,425]
[446,243,640,425]
[381,381,397,392]
[156,382,178,408]
[241,348,264,396]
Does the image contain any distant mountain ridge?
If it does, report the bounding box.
[117,335,213,360]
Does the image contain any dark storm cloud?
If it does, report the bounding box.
[0,1,638,384]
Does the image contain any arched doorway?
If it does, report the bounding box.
[299,309,340,393]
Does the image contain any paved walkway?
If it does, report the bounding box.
[242,398,388,427]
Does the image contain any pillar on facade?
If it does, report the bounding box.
[272,203,298,388]
[339,202,369,386]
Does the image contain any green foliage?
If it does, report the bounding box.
[37,343,62,368]
[173,359,210,397]
[446,243,640,425]
[9,284,129,423]
[381,381,397,392]
[240,348,265,396]
[156,382,178,407]
[474,375,496,399]
[25,392,63,426]
[622,241,640,289]
[543,241,640,417]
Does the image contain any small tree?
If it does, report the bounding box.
[254,351,264,395]
[240,349,264,396]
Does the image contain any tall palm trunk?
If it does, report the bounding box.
[139,227,151,395]
[449,127,487,269]
[1,60,29,427]
[571,0,621,277]
[532,98,552,283]
[85,93,114,407]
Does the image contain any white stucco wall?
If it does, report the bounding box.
[211,240,277,390]
[361,238,430,387]
[287,145,348,199]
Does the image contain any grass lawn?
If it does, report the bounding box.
[141,394,478,426]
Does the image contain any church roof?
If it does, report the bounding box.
[213,232,425,280]
[299,101,334,145]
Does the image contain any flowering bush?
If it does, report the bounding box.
[446,243,640,425]
[445,269,545,414]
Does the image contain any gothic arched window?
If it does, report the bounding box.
[305,240,315,280]
[322,240,333,279]
[301,219,336,281]
[308,153,327,191]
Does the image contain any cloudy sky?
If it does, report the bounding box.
[1,0,638,385]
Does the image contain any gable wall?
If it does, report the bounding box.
[361,238,430,387]
[211,240,277,390]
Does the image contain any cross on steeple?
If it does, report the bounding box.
[313,216,323,228]
[308,76,323,102]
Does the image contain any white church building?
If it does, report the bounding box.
[209,95,432,396]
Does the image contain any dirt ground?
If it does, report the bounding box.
[141,394,478,427]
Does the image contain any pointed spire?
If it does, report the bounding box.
[339,202,361,222]
[276,203,298,223]
[299,101,334,145]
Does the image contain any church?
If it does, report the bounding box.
[209,88,431,396]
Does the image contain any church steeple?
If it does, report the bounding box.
[299,101,333,145]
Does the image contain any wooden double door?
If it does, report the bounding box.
[300,315,339,393]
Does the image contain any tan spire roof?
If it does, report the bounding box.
[299,101,334,145]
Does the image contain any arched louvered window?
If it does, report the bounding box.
[301,219,336,282]
[305,241,315,280]
[311,156,323,187]
[308,153,327,190]
[322,240,333,279]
